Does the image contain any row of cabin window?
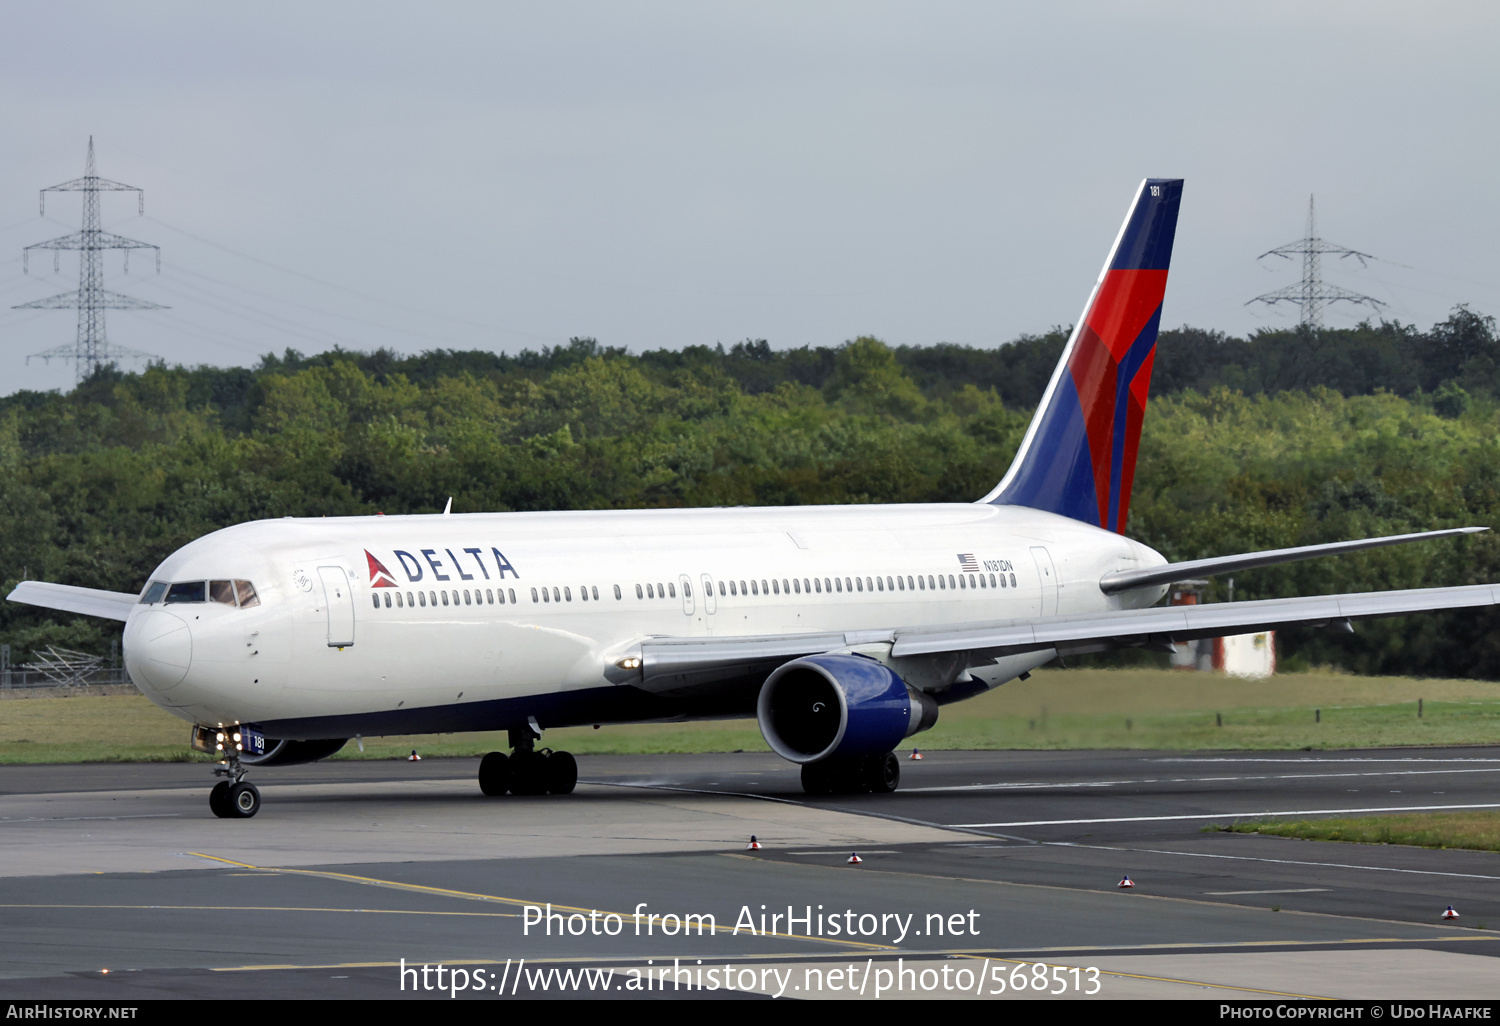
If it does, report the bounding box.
[371,571,1021,611]
[563,571,1020,604]
[693,571,1017,598]
[533,585,610,604]
[372,587,518,610]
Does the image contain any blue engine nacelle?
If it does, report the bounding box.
[756,654,938,764]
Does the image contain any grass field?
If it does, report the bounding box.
[1215,811,1500,854]
[2,666,1498,764]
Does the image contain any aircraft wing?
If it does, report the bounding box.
[1098,527,1487,595]
[637,583,1500,692]
[6,581,138,622]
[890,583,1500,658]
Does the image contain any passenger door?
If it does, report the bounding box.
[318,566,356,647]
[679,573,695,616]
[1030,546,1059,618]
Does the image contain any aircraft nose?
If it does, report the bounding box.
[124,610,193,690]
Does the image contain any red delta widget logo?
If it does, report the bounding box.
[365,547,520,588]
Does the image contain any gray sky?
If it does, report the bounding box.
[1,2,1496,394]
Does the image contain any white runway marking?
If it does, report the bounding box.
[951,801,1500,828]
[0,814,182,824]
[903,767,1500,793]
[1153,758,1500,764]
[1051,842,1500,882]
[1203,888,1330,896]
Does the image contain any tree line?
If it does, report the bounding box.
[2,306,1498,679]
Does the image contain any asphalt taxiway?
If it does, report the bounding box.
[1,747,1497,1000]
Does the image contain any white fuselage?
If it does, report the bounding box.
[121,502,1166,737]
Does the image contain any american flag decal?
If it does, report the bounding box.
[958,554,979,572]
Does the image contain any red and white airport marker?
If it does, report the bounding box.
[746,835,762,850]
[1118,875,1135,889]
[1443,905,1460,920]
[847,852,863,865]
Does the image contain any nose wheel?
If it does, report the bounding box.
[208,753,261,818]
[210,779,261,818]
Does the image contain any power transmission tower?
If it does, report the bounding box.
[13,137,165,382]
[1247,195,1385,328]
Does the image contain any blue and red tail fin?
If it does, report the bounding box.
[983,179,1182,534]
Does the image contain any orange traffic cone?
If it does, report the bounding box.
[746,835,762,850]
[847,852,863,865]
[408,749,421,762]
[1443,905,1460,920]
[1118,874,1134,889]
[909,749,923,760]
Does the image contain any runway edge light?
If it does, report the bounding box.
[746,835,762,850]
[408,749,421,762]
[1443,905,1460,919]
[1118,874,1135,889]
[909,749,923,760]
[847,852,863,865]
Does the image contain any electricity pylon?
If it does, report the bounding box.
[1247,195,1385,328]
[13,137,164,382]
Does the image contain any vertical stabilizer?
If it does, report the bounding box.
[983,179,1182,533]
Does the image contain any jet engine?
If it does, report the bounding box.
[757,654,937,792]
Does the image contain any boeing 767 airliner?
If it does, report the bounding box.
[10,179,1495,818]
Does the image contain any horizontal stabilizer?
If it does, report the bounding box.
[7,581,138,622]
[1099,527,1489,595]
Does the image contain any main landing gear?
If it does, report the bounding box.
[208,753,261,819]
[799,751,900,796]
[478,724,578,797]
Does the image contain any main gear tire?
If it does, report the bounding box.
[478,751,510,796]
[545,751,578,795]
[509,752,550,796]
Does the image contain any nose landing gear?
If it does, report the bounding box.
[193,725,262,818]
[478,724,578,797]
[208,754,261,818]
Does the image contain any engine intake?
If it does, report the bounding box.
[757,654,937,764]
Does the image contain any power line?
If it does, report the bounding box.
[1247,195,1386,328]
[160,264,513,350]
[10,139,163,381]
[142,214,565,345]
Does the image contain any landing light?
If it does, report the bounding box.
[615,656,642,670]
[232,732,241,743]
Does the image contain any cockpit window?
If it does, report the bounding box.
[165,581,206,604]
[141,579,260,607]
